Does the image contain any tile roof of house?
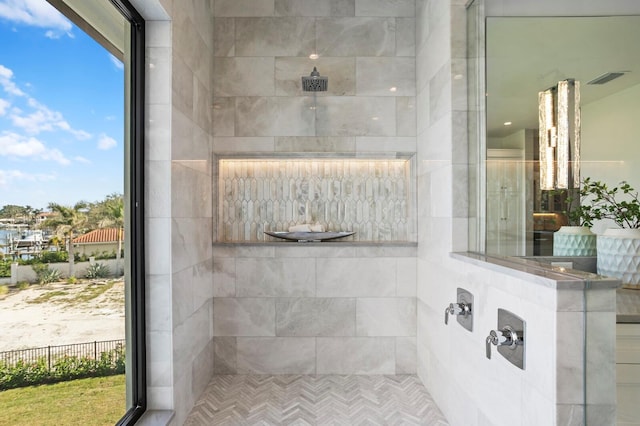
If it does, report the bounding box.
[72,228,124,244]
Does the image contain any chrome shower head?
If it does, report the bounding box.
[301,67,328,92]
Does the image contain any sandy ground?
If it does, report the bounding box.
[0,279,125,352]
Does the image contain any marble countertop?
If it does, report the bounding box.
[617,289,640,323]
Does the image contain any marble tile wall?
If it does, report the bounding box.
[414,1,617,426]
[211,245,417,375]
[209,0,418,379]
[137,0,216,425]
[212,0,416,151]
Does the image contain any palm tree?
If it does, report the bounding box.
[96,194,124,275]
[45,202,89,278]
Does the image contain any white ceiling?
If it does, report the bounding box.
[486,16,640,138]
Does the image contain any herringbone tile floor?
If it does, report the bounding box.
[184,375,449,425]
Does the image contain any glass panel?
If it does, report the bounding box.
[0,0,142,423]
[481,15,640,257]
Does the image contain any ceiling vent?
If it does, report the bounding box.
[587,71,628,85]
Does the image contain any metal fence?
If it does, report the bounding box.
[0,339,125,370]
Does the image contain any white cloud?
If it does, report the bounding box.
[7,97,92,141]
[97,134,117,150]
[0,169,56,186]
[74,156,91,164]
[0,98,9,115]
[0,0,73,38]
[0,64,25,96]
[0,131,70,165]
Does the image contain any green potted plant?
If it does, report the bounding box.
[552,183,598,257]
[580,178,640,288]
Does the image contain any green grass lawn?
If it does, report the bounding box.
[0,375,126,426]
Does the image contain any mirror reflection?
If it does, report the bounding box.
[485,16,640,257]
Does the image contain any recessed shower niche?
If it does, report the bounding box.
[214,154,416,243]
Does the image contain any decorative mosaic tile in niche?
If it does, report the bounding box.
[217,158,414,242]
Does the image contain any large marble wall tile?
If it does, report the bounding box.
[236,258,316,297]
[213,298,275,336]
[147,330,172,387]
[397,96,416,136]
[191,340,214,400]
[316,258,396,296]
[586,312,617,405]
[147,218,171,275]
[192,259,215,312]
[213,257,236,297]
[146,47,171,105]
[145,104,171,161]
[316,337,395,374]
[237,337,316,373]
[171,217,213,272]
[171,161,211,218]
[172,55,193,118]
[315,18,396,57]
[276,298,356,336]
[355,0,415,17]
[212,136,275,152]
[356,298,416,336]
[213,337,237,374]
[213,58,275,97]
[146,274,172,332]
[275,57,356,96]
[213,18,234,57]
[214,0,275,17]
[356,58,415,96]
[235,97,315,136]
[396,257,417,296]
[275,0,355,17]
[212,97,234,136]
[429,61,452,125]
[235,17,315,57]
[396,18,415,56]
[315,97,396,136]
[275,136,356,152]
[396,336,416,373]
[355,136,416,152]
[146,160,171,218]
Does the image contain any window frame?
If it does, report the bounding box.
[111,0,146,424]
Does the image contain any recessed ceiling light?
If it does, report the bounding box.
[372,116,379,121]
[389,87,397,92]
[309,53,319,60]
[454,74,463,80]
[504,121,512,126]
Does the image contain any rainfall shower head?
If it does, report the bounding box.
[301,67,328,92]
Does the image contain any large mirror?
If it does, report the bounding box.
[483,15,640,257]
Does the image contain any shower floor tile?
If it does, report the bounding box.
[184,374,449,425]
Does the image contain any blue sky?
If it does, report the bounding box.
[0,0,124,210]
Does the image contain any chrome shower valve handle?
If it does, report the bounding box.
[485,326,520,359]
[444,302,471,325]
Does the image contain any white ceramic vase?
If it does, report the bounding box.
[553,226,597,257]
[597,228,640,289]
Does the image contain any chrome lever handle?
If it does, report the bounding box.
[444,303,466,324]
[444,303,462,324]
[485,327,519,359]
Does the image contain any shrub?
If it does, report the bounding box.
[16,281,29,290]
[85,263,110,279]
[0,346,126,390]
[18,251,68,266]
[0,260,11,278]
[95,250,117,260]
[0,285,8,295]
[31,263,61,284]
[66,276,78,284]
